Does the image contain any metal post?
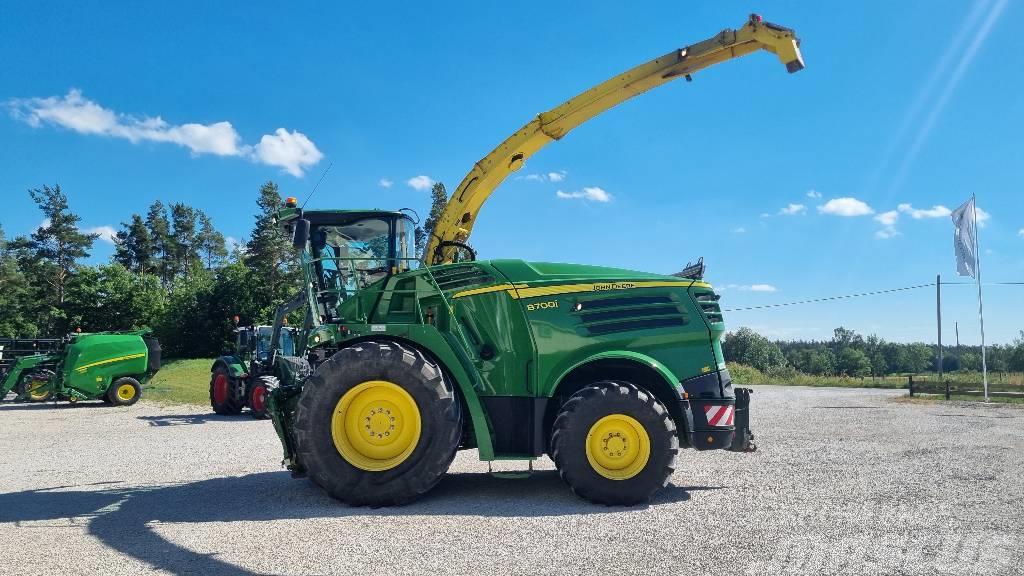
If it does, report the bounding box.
[972,194,989,402]
[908,375,914,397]
[936,274,943,380]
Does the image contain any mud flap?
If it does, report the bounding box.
[729,388,757,452]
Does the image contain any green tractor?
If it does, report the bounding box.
[0,331,161,405]
[259,15,802,505]
[209,323,298,419]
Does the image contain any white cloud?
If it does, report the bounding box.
[875,210,899,226]
[874,210,901,239]
[897,203,951,219]
[252,128,323,177]
[226,236,245,254]
[83,225,117,244]
[818,197,874,216]
[520,170,567,183]
[778,203,806,216]
[1018,228,1024,238]
[976,206,991,227]
[8,89,323,176]
[378,178,393,188]
[759,213,772,219]
[406,175,435,191]
[556,187,612,202]
[733,227,746,234]
[718,283,778,292]
[806,190,822,199]
[37,218,51,231]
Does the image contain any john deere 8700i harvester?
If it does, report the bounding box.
[0,331,161,405]
[253,15,803,505]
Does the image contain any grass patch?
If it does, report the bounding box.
[727,362,909,389]
[144,358,214,405]
[728,362,1024,393]
[893,394,1024,405]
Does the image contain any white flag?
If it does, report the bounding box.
[951,197,977,278]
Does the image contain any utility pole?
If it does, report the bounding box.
[937,274,948,400]
[936,274,943,379]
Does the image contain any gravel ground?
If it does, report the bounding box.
[1,386,1022,576]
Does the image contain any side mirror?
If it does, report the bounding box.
[292,219,310,249]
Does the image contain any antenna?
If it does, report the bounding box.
[301,162,334,209]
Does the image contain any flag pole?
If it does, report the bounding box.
[972,193,989,402]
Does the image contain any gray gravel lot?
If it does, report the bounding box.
[1,386,1022,576]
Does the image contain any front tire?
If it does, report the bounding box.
[249,376,277,420]
[19,371,54,402]
[550,381,678,505]
[294,340,461,506]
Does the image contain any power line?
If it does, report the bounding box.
[723,280,1024,313]
[723,283,934,313]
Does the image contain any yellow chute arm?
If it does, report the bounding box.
[426,14,803,264]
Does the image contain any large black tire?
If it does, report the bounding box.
[209,364,243,415]
[249,375,278,420]
[550,381,678,505]
[294,340,462,506]
[107,377,142,406]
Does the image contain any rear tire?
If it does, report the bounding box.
[294,340,462,506]
[550,381,678,505]
[107,377,142,407]
[249,376,277,420]
[210,364,243,415]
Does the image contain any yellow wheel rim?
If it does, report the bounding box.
[28,380,50,401]
[585,414,651,480]
[331,380,421,472]
[116,384,136,401]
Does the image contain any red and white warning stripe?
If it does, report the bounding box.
[703,404,735,427]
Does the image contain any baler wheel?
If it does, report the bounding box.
[293,340,461,506]
[107,377,142,407]
[550,380,678,505]
[249,376,277,420]
[209,365,243,415]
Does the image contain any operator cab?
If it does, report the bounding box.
[304,211,417,321]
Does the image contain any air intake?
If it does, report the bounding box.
[691,289,723,324]
[574,295,689,336]
[431,265,494,292]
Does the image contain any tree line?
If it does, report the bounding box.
[0,181,453,359]
[723,326,1024,378]
[0,182,299,357]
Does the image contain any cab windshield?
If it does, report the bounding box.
[311,215,416,308]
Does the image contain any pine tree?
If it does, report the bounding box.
[114,213,154,274]
[197,212,228,269]
[145,201,172,285]
[170,203,200,278]
[244,181,299,315]
[25,184,97,305]
[423,182,448,241]
[416,182,449,260]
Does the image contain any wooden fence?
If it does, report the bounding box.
[907,374,1024,400]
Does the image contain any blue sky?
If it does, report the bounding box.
[1,1,1021,344]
